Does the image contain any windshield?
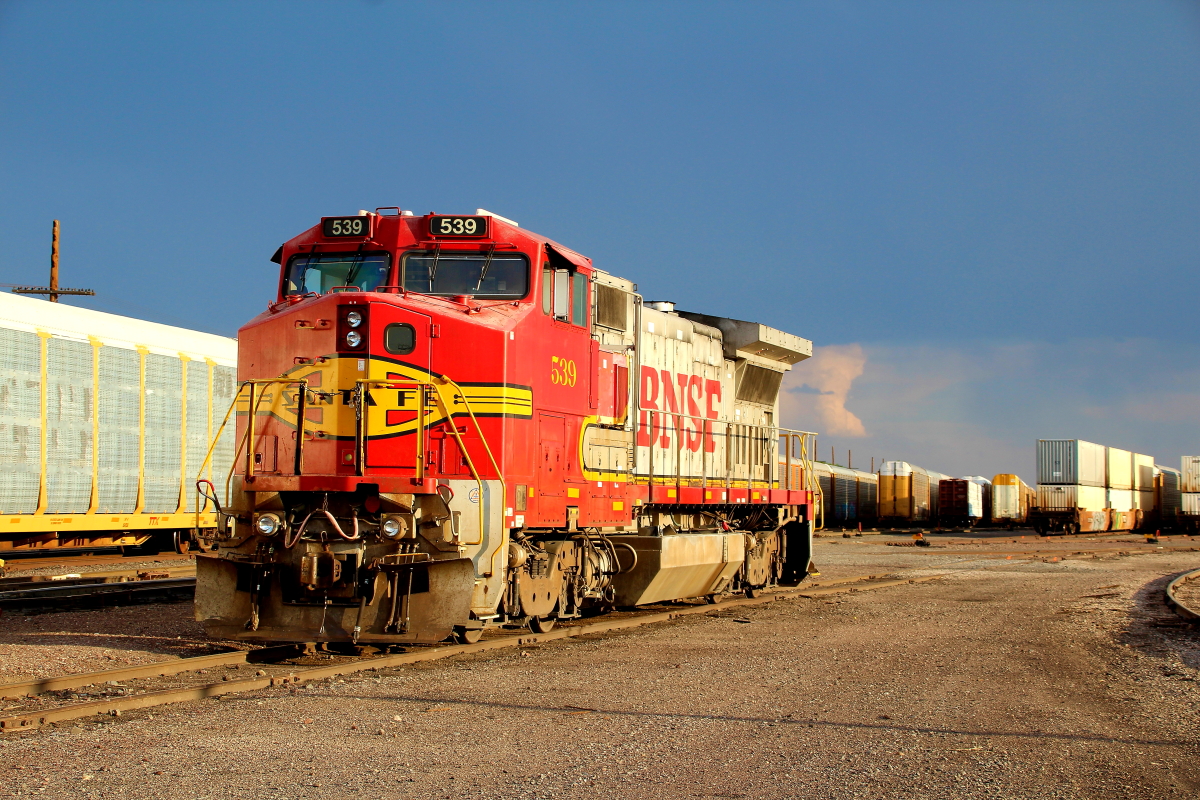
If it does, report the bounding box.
[284,252,391,294]
[402,251,528,299]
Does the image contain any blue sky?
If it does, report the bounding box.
[2,1,1198,480]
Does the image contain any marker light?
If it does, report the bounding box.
[345,310,363,328]
[345,330,363,348]
[381,516,405,538]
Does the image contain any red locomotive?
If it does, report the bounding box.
[195,209,817,644]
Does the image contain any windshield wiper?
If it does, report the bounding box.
[473,245,497,292]
[343,244,368,288]
[427,245,442,293]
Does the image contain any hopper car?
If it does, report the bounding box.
[0,293,237,554]
[194,209,818,645]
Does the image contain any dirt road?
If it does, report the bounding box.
[1,540,1197,799]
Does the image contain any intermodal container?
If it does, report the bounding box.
[1106,447,1133,490]
[1182,457,1200,493]
[1182,493,1200,516]
[1132,453,1155,490]
[1132,489,1155,513]
[1036,484,1107,511]
[1107,488,1134,513]
[1037,440,1106,487]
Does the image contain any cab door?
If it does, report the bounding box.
[537,413,566,525]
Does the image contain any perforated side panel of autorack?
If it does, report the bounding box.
[45,337,93,514]
[209,365,237,500]
[0,327,42,514]
[184,360,211,512]
[97,346,140,513]
[143,354,183,513]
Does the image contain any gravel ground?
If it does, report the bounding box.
[1,542,1198,799]
[0,604,238,683]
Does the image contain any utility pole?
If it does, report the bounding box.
[9,220,95,302]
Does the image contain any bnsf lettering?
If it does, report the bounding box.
[637,366,721,452]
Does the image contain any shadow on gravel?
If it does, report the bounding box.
[310,692,1196,750]
[1120,571,1200,670]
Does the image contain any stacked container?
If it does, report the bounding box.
[1132,453,1155,516]
[1105,447,1136,530]
[1181,457,1200,532]
[1033,440,1109,534]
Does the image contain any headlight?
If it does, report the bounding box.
[381,515,405,538]
[345,310,363,328]
[345,330,363,348]
[255,513,281,535]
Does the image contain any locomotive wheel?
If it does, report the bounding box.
[453,626,484,644]
[529,616,556,634]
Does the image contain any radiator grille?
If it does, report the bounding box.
[735,363,783,405]
[595,284,628,331]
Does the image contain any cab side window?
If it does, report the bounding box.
[571,272,587,326]
[542,265,553,315]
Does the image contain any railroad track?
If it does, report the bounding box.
[1164,567,1200,622]
[0,571,947,733]
[0,552,192,575]
[0,570,196,615]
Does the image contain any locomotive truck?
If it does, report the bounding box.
[194,209,817,645]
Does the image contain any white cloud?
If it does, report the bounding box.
[782,344,867,437]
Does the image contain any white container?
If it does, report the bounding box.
[1037,484,1107,511]
[1182,457,1200,493]
[1037,440,1106,487]
[1133,489,1155,512]
[1106,447,1133,490]
[1182,493,1200,516]
[1132,453,1154,490]
[1107,488,1134,512]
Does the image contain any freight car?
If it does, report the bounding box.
[1154,465,1181,530]
[1030,439,1155,534]
[937,478,983,528]
[878,461,932,525]
[194,209,818,645]
[990,473,1033,528]
[809,461,877,529]
[0,293,237,553]
[1179,457,1200,532]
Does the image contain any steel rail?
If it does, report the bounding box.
[0,576,196,615]
[0,573,948,733]
[1164,567,1200,622]
[0,645,302,699]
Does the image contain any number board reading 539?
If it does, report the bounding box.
[322,217,371,238]
[430,216,489,237]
